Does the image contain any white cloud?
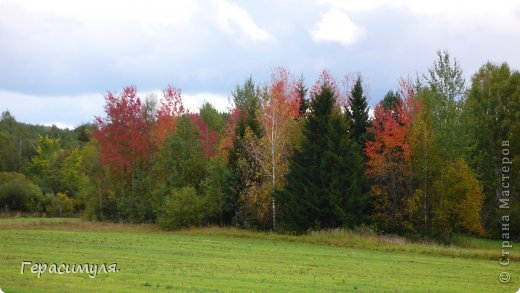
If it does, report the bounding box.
[395,0,519,17]
[319,0,520,15]
[0,0,519,121]
[215,0,270,42]
[0,89,232,127]
[42,121,76,130]
[0,0,272,90]
[0,0,205,73]
[318,0,520,28]
[182,92,231,113]
[310,8,366,46]
[141,89,232,113]
[317,0,387,12]
[0,90,104,127]
[9,0,199,26]
[311,0,520,50]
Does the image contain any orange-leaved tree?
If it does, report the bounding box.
[365,79,418,233]
[154,85,184,148]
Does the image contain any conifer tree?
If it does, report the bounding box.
[348,76,370,148]
[276,82,367,232]
[296,76,308,117]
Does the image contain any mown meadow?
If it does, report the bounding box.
[0,218,517,292]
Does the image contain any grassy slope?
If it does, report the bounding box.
[0,218,517,292]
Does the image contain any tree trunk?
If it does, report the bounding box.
[423,128,428,229]
[218,183,223,226]
[271,98,276,230]
[98,179,103,219]
[18,135,22,172]
[207,124,210,160]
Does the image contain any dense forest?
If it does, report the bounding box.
[1,51,518,242]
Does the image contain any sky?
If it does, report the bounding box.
[0,0,519,129]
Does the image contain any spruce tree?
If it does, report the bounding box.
[276,84,368,232]
[296,76,308,117]
[348,76,370,148]
[382,90,400,111]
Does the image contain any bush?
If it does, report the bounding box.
[45,192,74,217]
[118,194,154,224]
[158,187,203,230]
[0,172,41,212]
[81,188,119,222]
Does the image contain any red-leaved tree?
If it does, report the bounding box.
[189,113,219,159]
[365,79,418,233]
[216,108,242,161]
[93,86,149,197]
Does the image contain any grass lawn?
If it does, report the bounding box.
[0,218,517,292]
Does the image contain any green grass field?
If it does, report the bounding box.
[0,218,517,292]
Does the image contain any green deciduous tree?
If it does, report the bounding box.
[154,116,206,191]
[201,156,231,225]
[26,135,61,194]
[407,51,490,241]
[464,62,520,238]
[200,102,226,134]
[26,135,83,198]
[226,77,263,226]
[430,159,485,241]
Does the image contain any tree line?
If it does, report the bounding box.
[0,51,518,242]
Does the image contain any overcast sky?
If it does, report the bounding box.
[1,0,519,128]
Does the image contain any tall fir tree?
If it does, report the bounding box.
[348,76,370,148]
[382,90,400,111]
[296,76,308,117]
[276,83,367,233]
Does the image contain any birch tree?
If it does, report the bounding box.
[241,67,301,229]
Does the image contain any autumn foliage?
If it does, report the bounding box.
[155,85,184,147]
[94,85,186,170]
[189,113,219,159]
[93,85,185,207]
[93,86,149,174]
[81,59,492,239]
[237,67,303,228]
[431,158,485,238]
[364,80,418,233]
[216,108,242,160]
[2,54,512,243]
[365,80,415,179]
